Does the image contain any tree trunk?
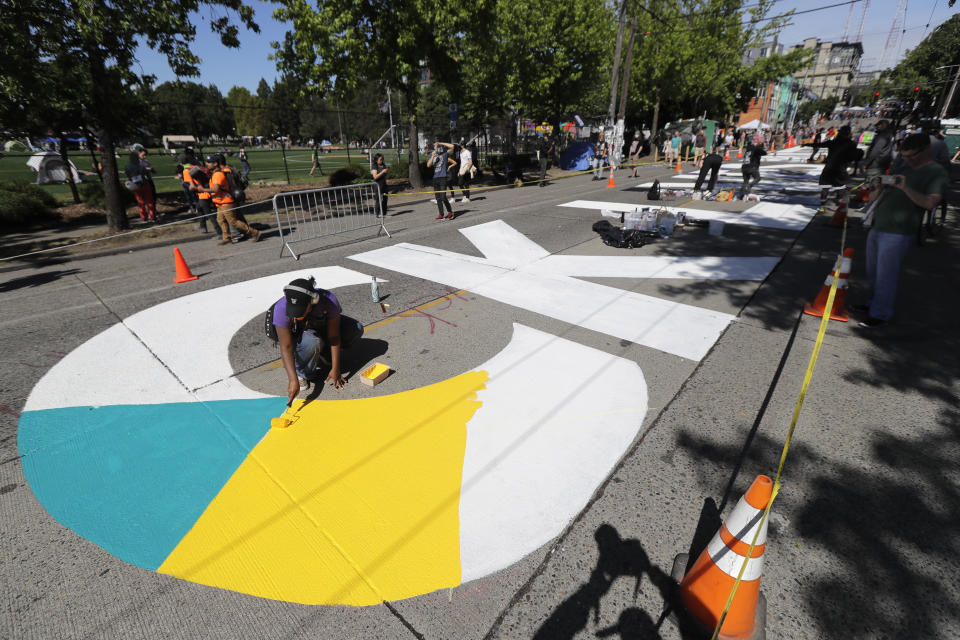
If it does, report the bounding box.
[58,134,81,203]
[99,127,129,232]
[651,88,661,162]
[407,111,422,190]
[607,0,628,125]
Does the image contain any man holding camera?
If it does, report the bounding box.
[859,133,947,329]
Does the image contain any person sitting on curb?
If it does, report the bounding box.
[195,154,260,245]
[272,277,365,404]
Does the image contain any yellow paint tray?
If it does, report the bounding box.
[359,362,392,387]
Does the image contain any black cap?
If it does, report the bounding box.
[284,278,316,318]
[838,125,852,137]
[205,154,220,163]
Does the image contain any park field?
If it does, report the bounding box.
[0,147,407,202]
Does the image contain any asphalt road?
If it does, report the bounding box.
[2,153,958,640]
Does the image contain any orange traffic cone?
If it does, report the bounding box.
[605,165,617,188]
[828,197,848,228]
[769,141,776,154]
[173,247,199,283]
[736,147,743,159]
[724,149,730,161]
[803,248,854,321]
[680,475,772,640]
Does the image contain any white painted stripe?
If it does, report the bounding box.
[528,255,780,281]
[26,267,374,410]
[724,502,769,548]
[707,532,764,581]
[351,239,735,361]
[460,324,647,581]
[460,219,549,267]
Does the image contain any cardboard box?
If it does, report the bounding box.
[360,362,391,386]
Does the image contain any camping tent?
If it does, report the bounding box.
[559,141,594,171]
[26,152,81,184]
[737,119,772,130]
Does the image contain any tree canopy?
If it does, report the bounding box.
[0,0,259,230]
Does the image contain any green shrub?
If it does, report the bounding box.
[0,180,58,208]
[0,181,60,229]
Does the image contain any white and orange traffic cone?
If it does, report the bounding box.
[675,158,683,173]
[803,248,854,322]
[606,165,617,188]
[828,197,848,228]
[678,475,772,640]
[724,149,730,161]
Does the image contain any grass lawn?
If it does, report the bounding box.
[0,147,409,203]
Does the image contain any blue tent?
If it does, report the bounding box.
[559,141,594,170]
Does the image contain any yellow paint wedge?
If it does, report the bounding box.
[158,371,488,605]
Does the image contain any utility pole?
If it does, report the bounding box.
[606,0,628,167]
[939,64,960,120]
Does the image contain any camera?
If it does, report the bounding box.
[880,175,897,185]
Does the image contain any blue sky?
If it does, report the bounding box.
[134,0,956,92]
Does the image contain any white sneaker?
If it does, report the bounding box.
[460,197,470,203]
[430,198,437,204]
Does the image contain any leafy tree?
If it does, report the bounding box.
[795,97,839,125]
[272,0,493,188]
[152,81,234,140]
[0,0,258,231]
[886,14,960,115]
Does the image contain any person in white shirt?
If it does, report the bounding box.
[457,141,474,202]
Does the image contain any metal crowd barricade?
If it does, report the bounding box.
[272,182,390,259]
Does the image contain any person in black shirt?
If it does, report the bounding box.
[694,152,724,193]
[807,125,862,212]
[370,153,389,215]
[537,133,554,187]
[738,143,766,200]
[427,141,456,220]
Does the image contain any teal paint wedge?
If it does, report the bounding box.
[18,397,286,570]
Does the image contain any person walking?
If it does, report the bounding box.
[238,144,251,181]
[124,151,157,223]
[370,153,389,215]
[197,154,260,245]
[457,141,474,201]
[537,132,554,187]
[309,143,323,177]
[738,142,766,200]
[629,131,643,178]
[427,141,456,220]
[808,125,861,212]
[177,148,199,215]
[857,133,947,328]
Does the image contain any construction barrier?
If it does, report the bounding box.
[272,182,390,259]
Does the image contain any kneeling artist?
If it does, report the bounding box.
[272,277,364,404]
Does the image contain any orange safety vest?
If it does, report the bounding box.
[183,164,211,200]
[210,167,234,206]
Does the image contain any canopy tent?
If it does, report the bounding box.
[26,151,81,184]
[737,119,772,130]
[559,141,594,171]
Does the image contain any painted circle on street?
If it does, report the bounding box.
[18,266,648,604]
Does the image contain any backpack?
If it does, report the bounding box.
[264,302,279,343]
[225,168,247,203]
[592,220,646,249]
[647,179,661,200]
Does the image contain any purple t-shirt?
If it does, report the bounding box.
[272,288,341,330]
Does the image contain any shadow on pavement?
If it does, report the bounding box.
[0,267,83,292]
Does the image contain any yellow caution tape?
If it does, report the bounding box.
[710,243,846,640]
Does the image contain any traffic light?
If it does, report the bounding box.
[874,91,880,97]
[914,86,921,93]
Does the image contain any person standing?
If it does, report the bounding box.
[694,152,724,193]
[592,134,608,180]
[197,154,260,245]
[185,158,217,234]
[137,147,159,220]
[670,131,682,165]
[693,129,706,165]
[427,141,456,220]
[238,144,251,181]
[537,132,554,187]
[629,131,643,178]
[457,140,474,201]
[738,142,766,200]
[858,133,947,328]
[370,153,389,215]
[807,128,823,162]
[125,151,157,223]
[861,120,893,178]
[446,143,460,201]
[808,125,861,212]
[177,149,199,215]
